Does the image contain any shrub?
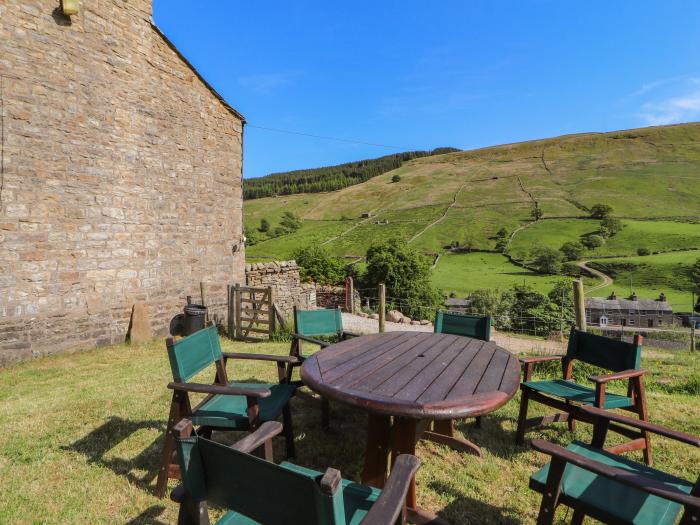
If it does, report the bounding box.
[637,247,650,256]
[531,246,564,274]
[259,218,270,232]
[363,239,441,319]
[293,245,346,285]
[391,174,401,183]
[559,241,584,261]
[280,211,301,232]
[599,216,622,237]
[581,234,605,249]
[589,203,613,219]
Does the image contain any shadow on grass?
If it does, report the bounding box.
[124,505,168,525]
[430,480,523,525]
[62,417,164,494]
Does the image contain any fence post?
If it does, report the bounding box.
[347,277,355,314]
[378,283,386,333]
[234,283,242,340]
[227,284,233,337]
[573,279,586,332]
[268,286,276,336]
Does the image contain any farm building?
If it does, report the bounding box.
[585,292,674,328]
[0,0,245,365]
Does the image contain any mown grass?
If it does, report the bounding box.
[2,338,698,524]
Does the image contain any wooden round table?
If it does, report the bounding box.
[301,331,521,524]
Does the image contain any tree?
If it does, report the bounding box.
[599,217,622,237]
[691,257,700,295]
[637,247,650,256]
[509,284,561,335]
[363,239,441,319]
[244,227,260,246]
[531,246,564,274]
[468,289,511,327]
[559,241,584,261]
[391,174,401,183]
[293,246,346,285]
[531,205,543,221]
[259,218,270,233]
[581,234,605,249]
[590,204,614,219]
[279,211,301,232]
[496,227,508,239]
[548,280,575,322]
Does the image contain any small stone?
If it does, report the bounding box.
[129,303,152,344]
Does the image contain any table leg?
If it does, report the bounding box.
[361,413,392,488]
[423,418,482,457]
[391,417,419,509]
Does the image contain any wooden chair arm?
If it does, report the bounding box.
[589,369,646,384]
[532,439,700,510]
[291,333,330,347]
[222,352,301,365]
[230,421,284,453]
[520,355,564,381]
[167,382,271,398]
[519,355,564,365]
[582,406,700,447]
[360,455,421,525]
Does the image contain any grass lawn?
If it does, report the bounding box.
[2,337,698,524]
[432,252,568,297]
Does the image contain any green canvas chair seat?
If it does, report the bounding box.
[516,327,653,466]
[214,462,383,525]
[173,419,420,525]
[522,379,634,409]
[531,440,692,525]
[291,307,359,428]
[191,382,296,428]
[529,406,700,525]
[156,325,298,498]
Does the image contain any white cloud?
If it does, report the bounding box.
[639,89,700,125]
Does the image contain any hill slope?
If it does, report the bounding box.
[244,123,700,305]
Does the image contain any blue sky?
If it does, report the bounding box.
[154,1,700,179]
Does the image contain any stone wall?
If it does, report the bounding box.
[245,261,315,318]
[0,0,245,365]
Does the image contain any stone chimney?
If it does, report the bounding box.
[657,292,667,302]
[629,292,638,301]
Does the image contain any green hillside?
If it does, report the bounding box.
[244,123,700,306]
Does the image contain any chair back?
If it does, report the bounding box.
[434,311,491,341]
[566,327,642,371]
[294,307,343,337]
[176,434,346,525]
[166,325,222,382]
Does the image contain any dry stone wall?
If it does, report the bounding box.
[0,0,245,365]
[245,261,315,318]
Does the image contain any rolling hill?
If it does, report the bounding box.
[244,122,700,308]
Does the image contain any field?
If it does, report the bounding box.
[589,250,700,309]
[244,123,700,302]
[1,337,699,524]
[432,253,566,296]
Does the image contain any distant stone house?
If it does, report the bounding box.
[445,297,472,313]
[585,292,674,328]
[0,0,245,364]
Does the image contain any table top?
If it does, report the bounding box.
[300,331,521,420]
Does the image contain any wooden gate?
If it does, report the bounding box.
[228,284,277,341]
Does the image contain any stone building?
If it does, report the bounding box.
[585,292,674,328]
[0,0,245,364]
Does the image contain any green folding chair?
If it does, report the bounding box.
[156,324,299,498]
[516,327,652,465]
[433,311,492,431]
[172,418,420,525]
[530,405,699,525]
[434,311,491,342]
[290,307,359,427]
